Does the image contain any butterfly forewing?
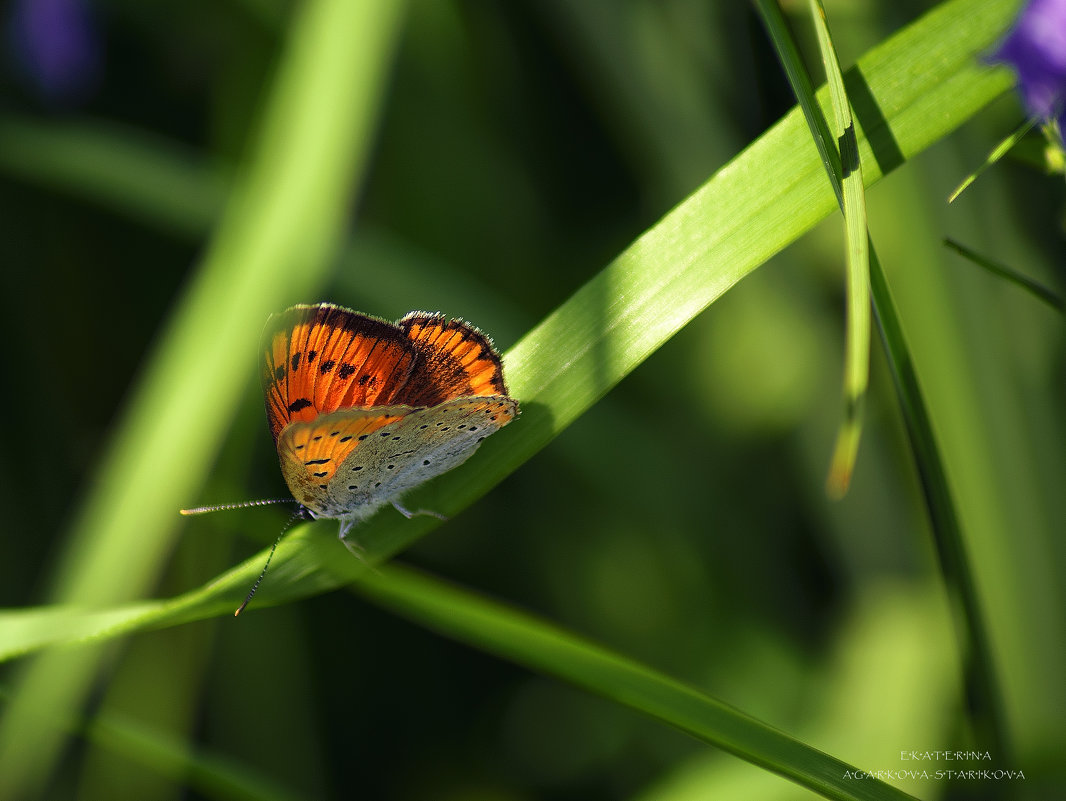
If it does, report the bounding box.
[398,313,509,405]
[262,305,417,441]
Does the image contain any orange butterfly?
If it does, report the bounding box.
[184,303,518,613]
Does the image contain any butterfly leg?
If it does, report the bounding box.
[340,535,369,560]
[337,519,367,560]
[391,500,447,521]
[336,524,384,578]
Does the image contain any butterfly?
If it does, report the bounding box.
[183,303,518,613]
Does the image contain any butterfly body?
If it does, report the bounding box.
[263,304,517,540]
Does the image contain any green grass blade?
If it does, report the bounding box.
[83,710,309,801]
[947,117,1036,202]
[349,563,917,801]
[944,237,1065,311]
[867,257,1010,759]
[762,0,1010,761]
[757,0,872,497]
[754,0,843,202]
[808,0,872,498]
[0,684,307,801]
[0,117,228,237]
[0,562,920,801]
[0,1,407,796]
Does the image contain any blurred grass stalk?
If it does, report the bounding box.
[0,0,407,796]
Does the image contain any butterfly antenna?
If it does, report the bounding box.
[234,507,308,617]
[180,499,298,515]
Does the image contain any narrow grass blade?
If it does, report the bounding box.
[0,685,306,801]
[756,0,872,498]
[810,0,872,497]
[944,237,1064,311]
[350,563,919,801]
[867,256,1010,759]
[754,0,842,199]
[0,117,228,237]
[947,117,1036,202]
[0,556,922,801]
[83,710,309,801]
[759,0,1009,760]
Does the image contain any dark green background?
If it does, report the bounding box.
[1,1,1063,799]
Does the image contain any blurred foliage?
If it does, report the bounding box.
[1,0,1064,799]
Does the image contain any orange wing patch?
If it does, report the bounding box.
[276,407,407,495]
[398,313,508,406]
[262,305,416,441]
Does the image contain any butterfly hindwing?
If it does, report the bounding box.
[326,396,517,520]
[276,396,516,523]
[275,405,412,515]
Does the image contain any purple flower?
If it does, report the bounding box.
[7,0,100,104]
[990,0,1066,137]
